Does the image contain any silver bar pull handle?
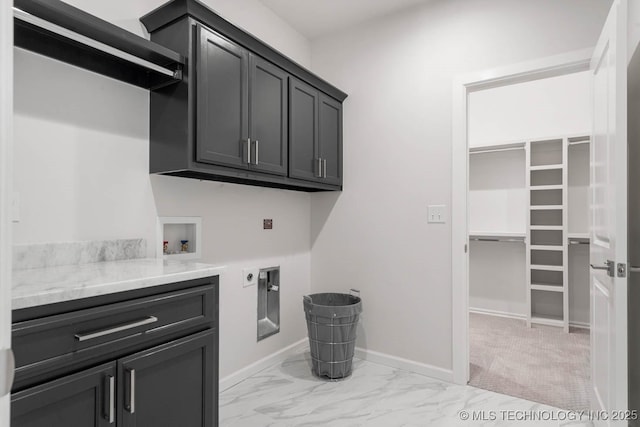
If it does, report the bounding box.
[255,140,259,165]
[126,369,136,413]
[323,159,327,178]
[75,316,158,342]
[0,348,15,398]
[629,265,640,273]
[246,138,251,164]
[317,157,323,177]
[107,375,115,423]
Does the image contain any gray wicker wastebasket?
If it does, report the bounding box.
[303,292,362,380]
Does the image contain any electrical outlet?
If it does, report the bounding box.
[428,205,446,223]
[242,267,258,287]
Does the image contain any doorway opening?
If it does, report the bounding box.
[451,50,593,410]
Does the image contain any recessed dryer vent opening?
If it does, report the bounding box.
[257,266,280,341]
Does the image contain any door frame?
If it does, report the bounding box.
[0,0,13,423]
[451,48,593,385]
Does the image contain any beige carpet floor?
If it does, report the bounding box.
[469,312,590,411]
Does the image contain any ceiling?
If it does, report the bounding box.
[259,0,432,39]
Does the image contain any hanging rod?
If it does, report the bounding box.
[470,237,525,243]
[568,140,590,146]
[569,240,590,245]
[469,146,525,155]
[13,7,178,78]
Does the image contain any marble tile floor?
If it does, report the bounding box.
[220,349,593,427]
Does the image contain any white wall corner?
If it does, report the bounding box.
[219,338,308,392]
[354,347,453,384]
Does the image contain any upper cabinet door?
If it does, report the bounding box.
[119,330,216,427]
[249,55,288,176]
[12,363,116,427]
[289,78,320,182]
[319,94,343,186]
[196,25,249,168]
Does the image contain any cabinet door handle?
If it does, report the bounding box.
[317,157,323,177]
[246,138,251,164]
[74,316,158,342]
[126,368,136,414]
[255,140,259,165]
[107,375,115,423]
[323,159,327,178]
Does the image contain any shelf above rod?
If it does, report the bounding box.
[469,141,526,155]
[568,136,591,146]
[530,205,563,210]
[13,0,185,90]
[469,232,526,243]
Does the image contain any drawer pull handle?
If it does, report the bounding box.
[74,316,158,342]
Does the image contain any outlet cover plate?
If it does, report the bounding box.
[242,267,258,287]
[428,205,446,223]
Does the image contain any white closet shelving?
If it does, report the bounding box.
[468,133,590,332]
[526,137,568,331]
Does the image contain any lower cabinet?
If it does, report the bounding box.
[11,277,219,427]
[12,363,116,427]
[11,330,215,427]
[118,330,216,427]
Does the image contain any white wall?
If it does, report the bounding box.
[309,0,609,372]
[13,0,312,380]
[469,72,592,147]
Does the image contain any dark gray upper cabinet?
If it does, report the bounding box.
[141,0,346,192]
[319,94,343,186]
[196,26,249,168]
[250,55,288,176]
[289,78,320,182]
[289,78,343,186]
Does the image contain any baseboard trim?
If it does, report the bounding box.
[469,307,590,330]
[354,347,453,383]
[469,307,526,321]
[219,338,307,392]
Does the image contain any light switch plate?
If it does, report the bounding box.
[242,267,258,287]
[428,205,446,223]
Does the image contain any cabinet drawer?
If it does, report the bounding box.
[12,284,215,382]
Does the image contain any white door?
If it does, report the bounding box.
[0,1,12,426]
[590,0,628,424]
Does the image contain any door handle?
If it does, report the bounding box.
[629,266,640,273]
[317,157,323,177]
[0,348,14,398]
[246,138,251,164]
[254,140,259,165]
[590,260,615,277]
[126,368,136,413]
[105,375,115,423]
[323,159,327,178]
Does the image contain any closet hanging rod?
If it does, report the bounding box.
[13,7,178,78]
[569,240,590,245]
[469,147,525,155]
[568,140,590,146]
[470,237,525,243]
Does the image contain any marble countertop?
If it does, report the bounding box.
[12,258,225,310]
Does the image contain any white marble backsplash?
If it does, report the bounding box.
[13,239,147,270]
